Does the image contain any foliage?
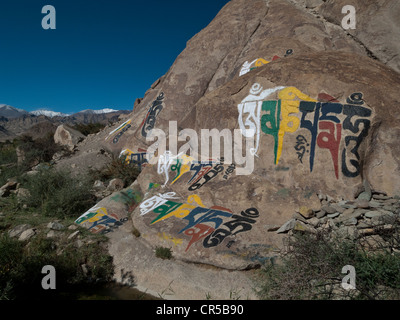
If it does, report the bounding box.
[18,168,96,219]
[15,133,63,170]
[256,228,400,300]
[90,154,140,187]
[155,246,173,260]
[0,141,17,166]
[73,122,106,136]
[0,233,113,300]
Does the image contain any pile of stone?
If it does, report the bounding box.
[271,190,400,251]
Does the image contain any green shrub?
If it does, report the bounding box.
[0,233,114,300]
[0,164,25,188]
[15,134,63,170]
[0,141,17,166]
[73,123,106,136]
[19,168,96,219]
[256,230,400,300]
[90,155,139,187]
[155,246,172,260]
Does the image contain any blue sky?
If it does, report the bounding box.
[0,0,230,114]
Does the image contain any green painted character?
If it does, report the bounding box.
[261,100,281,164]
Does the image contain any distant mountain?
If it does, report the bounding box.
[76,108,119,115]
[0,105,131,142]
[0,105,30,119]
[29,108,120,118]
[30,110,70,117]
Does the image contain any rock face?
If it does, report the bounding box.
[54,124,85,150]
[73,0,400,273]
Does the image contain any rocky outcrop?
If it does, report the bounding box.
[70,0,400,293]
[54,124,85,150]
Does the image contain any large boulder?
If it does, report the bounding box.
[54,124,85,150]
[75,0,400,271]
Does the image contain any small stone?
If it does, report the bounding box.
[316,210,326,218]
[293,221,316,233]
[276,219,296,234]
[336,209,365,223]
[372,194,390,200]
[382,205,396,211]
[46,230,59,238]
[369,201,382,208]
[356,199,370,208]
[327,212,340,218]
[18,228,36,241]
[68,224,79,230]
[365,211,384,218]
[9,224,32,238]
[292,212,308,223]
[342,208,355,215]
[358,191,371,201]
[357,220,373,229]
[47,221,65,231]
[342,204,357,209]
[299,206,314,219]
[68,230,80,240]
[321,205,337,214]
[308,217,320,227]
[343,217,358,226]
[330,204,345,213]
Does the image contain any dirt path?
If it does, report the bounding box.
[106,220,260,300]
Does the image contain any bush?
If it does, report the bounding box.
[73,123,106,136]
[19,168,96,219]
[256,230,400,300]
[0,141,17,166]
[15,134,63,169]
[155,246,172,260]
[90,155,139,187]
[0,233,114,300]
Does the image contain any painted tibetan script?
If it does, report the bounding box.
[238,85,372,179]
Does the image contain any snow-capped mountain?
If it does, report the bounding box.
[75,108,119,115]
[0,104,30,119]
[30,108,120,118]
[0,104,131,141]
[0,105,124,119]
[30,110,70,118]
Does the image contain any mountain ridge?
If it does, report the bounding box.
[0,104,131,141]
[0,104,126,119]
